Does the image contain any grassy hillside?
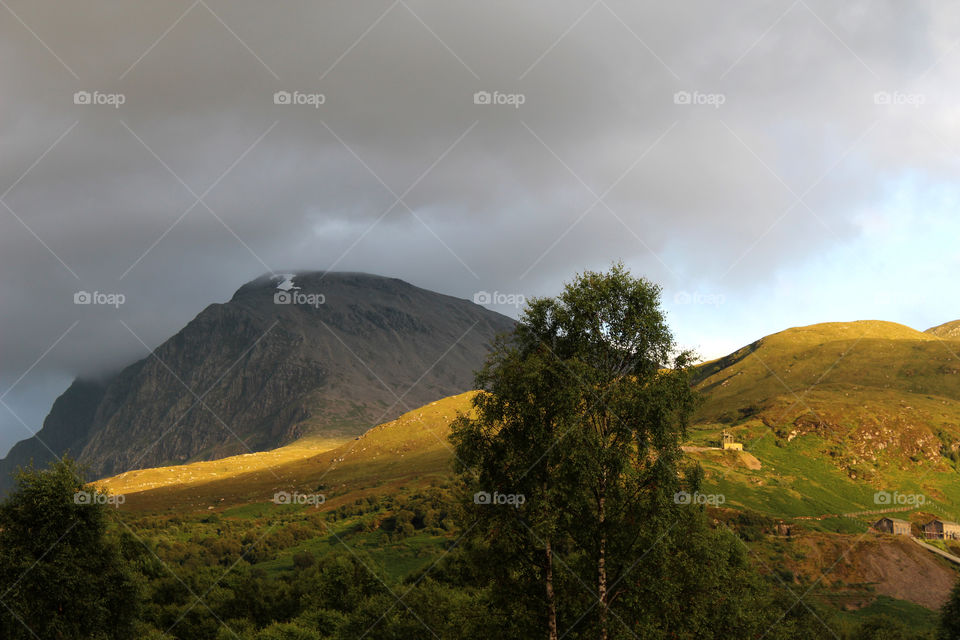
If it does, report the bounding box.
[96,436,349,495]
[927,319,960,339]
[680,320,960,525]
[97,392,476,511]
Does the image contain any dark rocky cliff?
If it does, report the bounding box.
[0,272,514,487]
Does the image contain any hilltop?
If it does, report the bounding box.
[0,273,513,489]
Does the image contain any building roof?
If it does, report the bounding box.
[926,519,960,527]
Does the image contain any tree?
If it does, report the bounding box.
[534,266,699,639]
[453,265,722,639]
[854,614,922,640]
[450,265,821,639]
[0,457,140,639]
[941,576,960,639]
[451,290,585,639]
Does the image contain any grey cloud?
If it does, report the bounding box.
[1,0,957,453]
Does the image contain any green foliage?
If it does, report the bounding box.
[251,621,324,639]
[451,264,783,639]
[3,454,933,639]
[0,457,140,639]
[291,551,314,569]
[939,575,960,639]
[852,614,921,640]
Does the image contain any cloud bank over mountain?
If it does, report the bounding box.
[4,1,960,453]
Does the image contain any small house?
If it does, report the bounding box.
[874,517,911,536]
[721,431,743,451]
[923,519,960,540]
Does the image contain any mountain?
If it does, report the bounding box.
[691,320,960,466]
[684,319,960,516]
[926,319,960,339]
[0,378,108,481]
[691,320,960,460]
[0,273,513,489]
[19,312,960,518]
[84,318,960,622]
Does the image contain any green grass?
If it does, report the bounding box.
[802,517,870,534]
[360,531,450,581]
[691,425,880,517]
[221,502,274,519]
[689,422,960,529]
[842,595,940,630]
[248,513,451,582]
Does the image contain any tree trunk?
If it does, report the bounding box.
[598,479,608,640]
[546,538,559,640]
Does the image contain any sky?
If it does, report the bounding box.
[2,1,960,456]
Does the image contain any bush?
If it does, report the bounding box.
[292,551,315,570]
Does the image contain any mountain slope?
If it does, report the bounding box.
[31,315,960,520]
[0,378,108,480]
[692,321,960,450]
[688,319,960,514]
[926,320,960,339]
[95,391,475,511]
[0,273,512,488]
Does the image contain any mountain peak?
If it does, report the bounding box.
[230,271,408,300]
[0,273,514,488]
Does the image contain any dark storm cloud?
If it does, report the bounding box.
[2,0,957,454]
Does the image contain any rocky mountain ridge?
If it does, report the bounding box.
[0,272,514,488]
